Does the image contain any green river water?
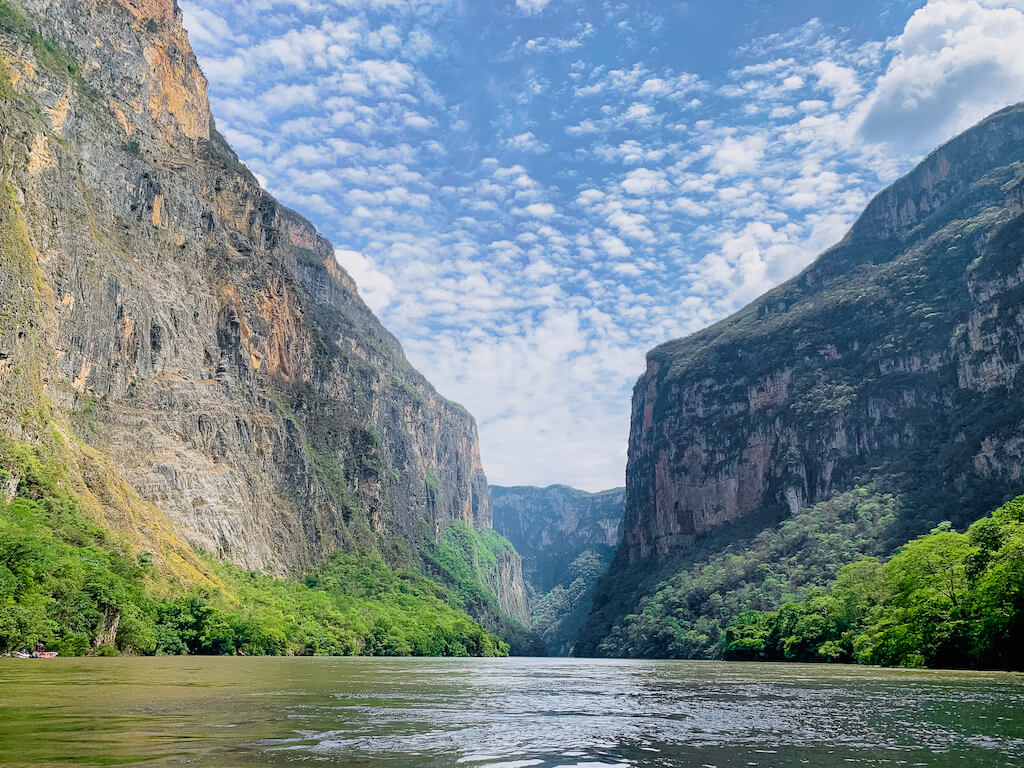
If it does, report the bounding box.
[0,657,1020,767]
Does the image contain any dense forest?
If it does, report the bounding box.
[0,437,509,657]
[529,550,611,653]
[724,495,1024,670]
[576,486,901,658]
[577,487,1024,670]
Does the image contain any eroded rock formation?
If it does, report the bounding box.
[492,484,623,593]
[620,104,1024,565]
[0,0,527,621]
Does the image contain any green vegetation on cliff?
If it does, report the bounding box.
[530,550,610,654]
[723,495,1024,670]
[421,521,544,656]
[0,439,508,657]
[576,486,899,658]
[490,485,623,655]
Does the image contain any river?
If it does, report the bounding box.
[0,657,1021,767]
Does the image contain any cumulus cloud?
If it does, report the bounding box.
[523,202,557,218]
[855,0,1024,152]
[813,61,861,107]
[708,134,766,175]
[505,131,548,153]
[621,168,669,195]
[182,0,1020,490]
[179,2,236,47]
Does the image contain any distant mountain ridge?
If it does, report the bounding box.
[578,102,1024,657]
[492,484,623,654]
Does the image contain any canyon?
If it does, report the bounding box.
[3,0,1023,665]
[492,484,623,654]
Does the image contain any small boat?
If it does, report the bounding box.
[27,643,57,659]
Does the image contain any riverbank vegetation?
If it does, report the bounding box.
[422,521,545,656]
[0,443,508,658]
[577,488,1023,670]
[723,495,1023,670]
[577,487,900,658]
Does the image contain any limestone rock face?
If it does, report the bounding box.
[0,0,522,619]
[620,103,1024,565]
[486,546,530,625]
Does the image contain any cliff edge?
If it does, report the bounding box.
[0,0,529,629]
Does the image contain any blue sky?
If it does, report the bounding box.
[181,0,1024,491]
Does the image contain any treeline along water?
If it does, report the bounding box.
[0,657,1021,767]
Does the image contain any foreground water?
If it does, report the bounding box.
[0,657,1021,767]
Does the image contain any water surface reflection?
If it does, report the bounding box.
[0,657,1021,767]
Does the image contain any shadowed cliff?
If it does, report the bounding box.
[578,103,1024,657]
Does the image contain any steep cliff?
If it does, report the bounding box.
[580,103,1024,656]
[0,0,529,643]
[492,484,623,654]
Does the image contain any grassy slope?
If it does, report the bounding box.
[421,521,545,656]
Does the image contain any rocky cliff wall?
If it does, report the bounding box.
[485,545,530,624]
[0,0,521,616]
[492,484,623,655]
[622,103,1024,564]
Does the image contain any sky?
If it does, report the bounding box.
[180,0,1024,491]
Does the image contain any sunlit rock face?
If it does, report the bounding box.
[619,104,1024,566]
[0,0,522,620]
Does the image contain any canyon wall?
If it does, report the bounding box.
[0,0,527,620]
[619,103,1024,566]
[492,484,623,654]
[492,485,623,593]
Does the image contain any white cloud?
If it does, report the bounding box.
[182,0,1018,492]
[505,131,548,153]
[516,0,551,13]
[621,168,669,195]
[675,197,711,217]
[179,2,236,47]
[708,134,767,175]
[335,249,396,311]
[523,202,556,218]
[855,0,1024,151]
[576,189,605,206]
[521,24,595,53]
[813,61,861,106]
[598,233,631,258]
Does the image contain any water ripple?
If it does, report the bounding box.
[0,657,1021,767]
